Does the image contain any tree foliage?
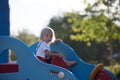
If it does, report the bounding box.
[68,0,120,65]
[70,13,120,45]
[11,29,38,46]
[48,15,73,39]
[48,13,101,64]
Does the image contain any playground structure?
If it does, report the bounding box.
[0,0,118,79]
[0,36,118,80]
[0,0,9,63]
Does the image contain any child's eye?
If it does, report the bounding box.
[46,35,48,37]
[50,35,52,37]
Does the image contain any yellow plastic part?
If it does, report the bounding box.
[89,63,104,80]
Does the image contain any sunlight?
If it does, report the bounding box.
[9,0,85,37]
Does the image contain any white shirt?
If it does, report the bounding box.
[36,41,50,58]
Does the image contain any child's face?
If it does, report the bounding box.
[42,32,53,43]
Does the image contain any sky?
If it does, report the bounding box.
[9,0,86,37]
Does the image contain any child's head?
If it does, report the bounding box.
[40,27,56,43]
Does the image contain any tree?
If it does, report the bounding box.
[12,29,38,46]
[48,14,73,39]
[48,13,99,64]
[69,0,120,65]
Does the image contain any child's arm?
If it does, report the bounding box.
[54,39,63,43]
[45,50,63,58]
[51,39,63,44]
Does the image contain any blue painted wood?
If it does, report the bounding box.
[0,36,117,80]
[50,41,94,80]
[30,42,118,80]
[0,0,10,63]
[0,36,77,80]
[50,42,118,80]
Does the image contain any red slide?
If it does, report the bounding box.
[95,69,114,80]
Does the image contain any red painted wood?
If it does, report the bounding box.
[0,64,18,73]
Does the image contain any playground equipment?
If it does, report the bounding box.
[0,0,9,63]
[0,36,118,80]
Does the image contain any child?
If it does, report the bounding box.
[36,27,77,66]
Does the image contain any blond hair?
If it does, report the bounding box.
[39,27,56,43]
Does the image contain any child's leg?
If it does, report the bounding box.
[63,58,77,67]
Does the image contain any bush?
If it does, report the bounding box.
[106,64,120,80]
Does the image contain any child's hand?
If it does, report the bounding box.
[57,53,64,58]
[54,39,63,43]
